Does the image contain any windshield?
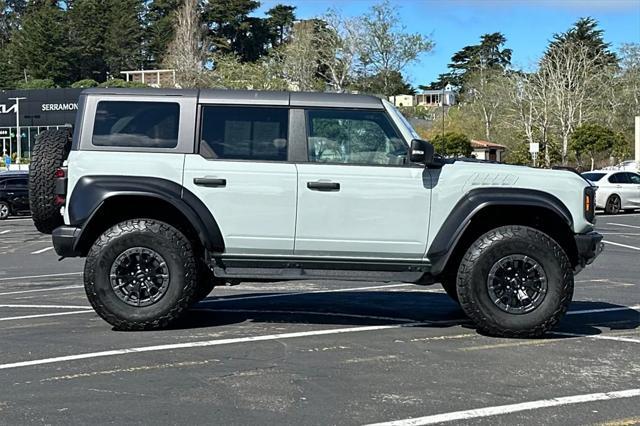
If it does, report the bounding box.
[582,172,606,182]
[383,100,421,140]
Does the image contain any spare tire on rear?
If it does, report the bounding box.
[29,128,72,234]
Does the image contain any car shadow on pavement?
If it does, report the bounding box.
[165,291,639,339]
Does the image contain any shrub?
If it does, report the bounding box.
[16,79,56,89]
[71,79,99,88]
[98,79,148,88]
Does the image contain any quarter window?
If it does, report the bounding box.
[629,174,640,184]
[199,106,289,161]
[306,109,406,166]
[93,101,180,148]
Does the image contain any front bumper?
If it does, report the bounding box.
[52,226,82,258]
[574,231,604,267]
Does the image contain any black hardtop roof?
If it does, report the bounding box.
[81,88,384,110]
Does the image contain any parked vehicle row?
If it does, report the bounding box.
[0,171,29,220]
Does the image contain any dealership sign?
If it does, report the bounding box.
[0,104,17,115]
[42,103,78,112]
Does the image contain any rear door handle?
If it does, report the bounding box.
[194,177,227,187]
[307,181,340,191]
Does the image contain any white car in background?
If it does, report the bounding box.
[582,170,640,214]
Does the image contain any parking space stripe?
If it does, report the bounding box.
[0,230,10,235]
[0,322,431,370]
[567,304,640,315]
[0,304,91,310]
[604,241,640,251]
[364,389,640,426]
[0,272,82,282]
[0,285,83,296]
[606,223,640,229]
[199,308,422,323]
[30,247,54,255]
[0,310,93,322]
[552,331,640,344]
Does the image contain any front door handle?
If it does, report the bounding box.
[194,177,227,187]
[307,181,340,191]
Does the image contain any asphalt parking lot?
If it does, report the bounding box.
[0,214,638,425]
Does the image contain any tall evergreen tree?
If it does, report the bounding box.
[547,17,617,67]
[12,1,72,85]
[0,0,27,48]
[105,0,145,75]
[206,0,267,62]
[266,4,295,46]
[146,0,181,66]
[68,0,110,81]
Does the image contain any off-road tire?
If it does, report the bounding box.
[0,201,10,220]
[84,219,198,330]
[604,194,621,215]
[457,225,574,338]
[29,128,72,233]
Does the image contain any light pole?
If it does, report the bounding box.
[8,97,26,167]
[441,86,445,136]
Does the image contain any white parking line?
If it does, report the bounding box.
[606,222,640,229]
[567,304,640,315]
[0,285,83,296]
[605,241,640,251]
[0,230,10,235]
[0,272,82,282]
[31,247,54,255]
[364,389,640,426]
[0,322,430,370]
[0,310,93,322]
[552,331,640,344]
[197,308,422,324]
[0,304,91,310]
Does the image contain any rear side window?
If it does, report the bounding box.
[582,172,605,182]
[93,101,180,148]
[609,173,630,184]
[199,106,288,161]
[5,178,27,187]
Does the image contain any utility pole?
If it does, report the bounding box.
[441,86,445,136]
[8,97,26,167]
[635,116,639,171]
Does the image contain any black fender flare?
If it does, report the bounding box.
[427,187,573,275]
[68,176,225,252]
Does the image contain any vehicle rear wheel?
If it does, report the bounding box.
[604,194,621,215]
[29,129,72,233]
[0,201,10,220]
[456,225,573,338]
[84,219,198,330]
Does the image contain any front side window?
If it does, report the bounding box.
[200,106,289,161]
[93,101,180,148]
[307,109,406,166]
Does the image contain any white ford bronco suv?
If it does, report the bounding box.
[28,88,603,336]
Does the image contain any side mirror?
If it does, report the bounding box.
[409,139,435,165]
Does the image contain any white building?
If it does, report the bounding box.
[471,140,506,162]
[389,84,457,108]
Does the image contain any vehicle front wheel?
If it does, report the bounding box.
[604,194,621,215]
[84,219,198,330]
[0,201,10,220]
[456,225,573,338]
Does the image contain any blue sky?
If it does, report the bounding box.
[256,0,640,87]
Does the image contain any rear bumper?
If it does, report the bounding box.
[52,226,82,257]
[574,231,604,267]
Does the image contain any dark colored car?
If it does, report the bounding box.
[0,171,30,220]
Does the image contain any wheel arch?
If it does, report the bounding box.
[69,176,225,256]
[428,188,578,276]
